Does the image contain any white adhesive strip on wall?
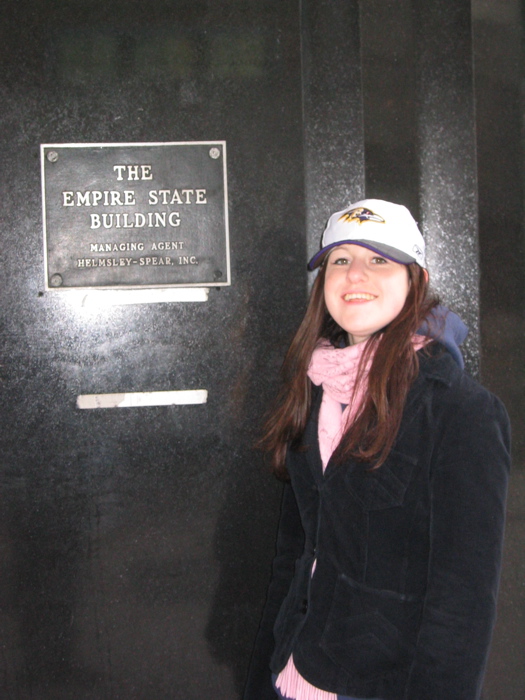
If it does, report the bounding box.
[78,287,209,306]
[76,389,208,409]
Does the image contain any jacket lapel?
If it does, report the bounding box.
[302,385,325,485]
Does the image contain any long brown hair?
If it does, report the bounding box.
[259,262,439,479]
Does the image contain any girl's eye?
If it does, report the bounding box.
[371,256,388,264]
[332,257,349,265]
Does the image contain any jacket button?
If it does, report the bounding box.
[301,598,308,614]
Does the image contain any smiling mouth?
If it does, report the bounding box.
[343,293,376,301]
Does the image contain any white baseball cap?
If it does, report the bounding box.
[308,198,426,269]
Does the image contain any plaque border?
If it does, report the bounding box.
[40,141,231,292]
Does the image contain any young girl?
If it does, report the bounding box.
[244,199,511,700]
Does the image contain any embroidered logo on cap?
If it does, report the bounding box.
[339,207,385,225]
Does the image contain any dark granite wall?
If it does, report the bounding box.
[0,3,306,698]
[473,1,525,697]
[0,1,522,698]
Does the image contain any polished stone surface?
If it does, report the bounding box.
[0,1,523,698]
[473,1,525,697]
[301,0,365,262]
[0,2,305,697]
[361,0,479,371]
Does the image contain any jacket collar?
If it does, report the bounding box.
[379,343,459,447]
[416,342,459,387]
[301,385,325,483]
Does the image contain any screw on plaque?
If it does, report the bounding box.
[209,147,221,159]
[47,151,59,163]
[214,270,223,280]
[49,274,63,287]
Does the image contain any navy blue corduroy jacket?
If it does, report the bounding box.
[244,345,510,700]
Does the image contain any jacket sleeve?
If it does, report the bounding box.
[243,482,306,700]
[405,387,511,699]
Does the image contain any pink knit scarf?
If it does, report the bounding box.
[307,340,372,470]
[307,336,426,470]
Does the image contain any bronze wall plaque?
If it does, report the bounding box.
[41,142,230,290]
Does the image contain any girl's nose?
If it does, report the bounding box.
[346,256,368,281]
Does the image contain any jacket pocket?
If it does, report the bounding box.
[320,573,422,677]
[343,449,418,510]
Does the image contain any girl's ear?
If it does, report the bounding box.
[423,268,429,283]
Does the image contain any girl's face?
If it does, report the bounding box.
[323,243,411,345]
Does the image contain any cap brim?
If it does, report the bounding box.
[308,240,416,270]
